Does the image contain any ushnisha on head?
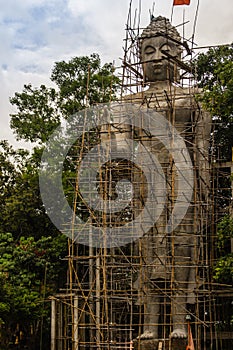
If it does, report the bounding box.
[138,16,183,83]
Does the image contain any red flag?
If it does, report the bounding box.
[173,0,190,5]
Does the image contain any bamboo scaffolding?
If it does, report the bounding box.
[50,4,232,350]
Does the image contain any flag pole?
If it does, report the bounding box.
[171,3,174,22]
[191,0,200,49]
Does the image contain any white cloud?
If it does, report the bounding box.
[197,0,233,45]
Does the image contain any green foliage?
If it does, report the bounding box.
[10,54,120,144]
[214,255,233,284]
[1,53,120,348]
[213,216,233,284]
[51,53,120,115]
[194,46,233,334]
[5,53,120,238]
[0,144,58,239]
[216,215,233,251]
[10,84,61,143]
[0,140,29,190]
[0,232,67,345]
[194,44,233,162]
[195,44,233,90]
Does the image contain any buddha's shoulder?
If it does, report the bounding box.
[121,86,201,104]
[121,91,145,104]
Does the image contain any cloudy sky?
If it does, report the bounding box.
[1,0,233,148]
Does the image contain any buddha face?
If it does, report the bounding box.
[141,36,181,83]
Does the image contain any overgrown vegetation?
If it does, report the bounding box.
[0,54,119,349]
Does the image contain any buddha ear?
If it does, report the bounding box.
[177,45,183,56]
[137,38,143,60]
[142,66,148,83]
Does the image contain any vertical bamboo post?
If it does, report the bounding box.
[96,254,101,349]
[51,298,56,350]
[57,302,62,350]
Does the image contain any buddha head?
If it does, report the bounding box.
[139,16,182,83]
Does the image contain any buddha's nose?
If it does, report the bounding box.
[152,49,164,61]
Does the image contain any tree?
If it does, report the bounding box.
[0,143,58,240]
[4,54,120,239]
[214,215,233,284]
[195,45,233,338]
[10,54,120,144]
[51,53,119,115]
[194,44,233,162]
[10,84,60,144]
[195,45,233,210]
[9,53,121,235]
[0,53,120,348]
[0,232,67,349]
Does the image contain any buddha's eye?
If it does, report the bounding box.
[160,44,171,52]
[144,46,156,55]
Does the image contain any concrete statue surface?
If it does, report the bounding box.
[128,16,211,344]
[100,15,211,348]
[124,16,211,346]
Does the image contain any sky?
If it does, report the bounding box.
[1,0,233,148]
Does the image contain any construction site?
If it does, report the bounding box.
[49,3,233,350]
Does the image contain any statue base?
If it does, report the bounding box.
[133,338,159,350]
[171,338,187,350]
[133,338,187,350]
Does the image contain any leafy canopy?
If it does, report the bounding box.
[194,44,233,161]
[10,54,120,144]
